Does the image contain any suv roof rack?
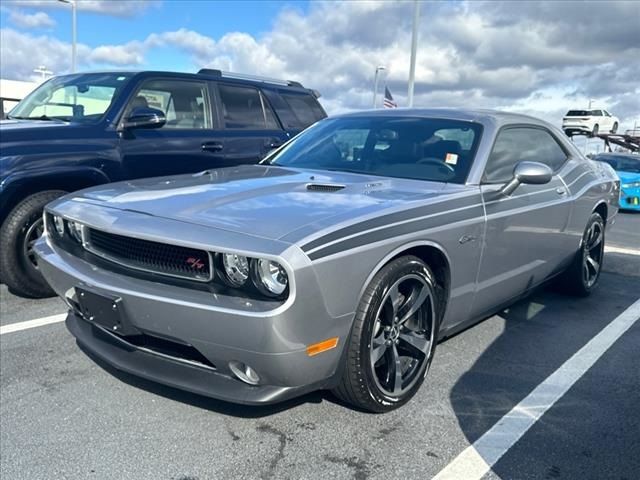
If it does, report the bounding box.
[197,68,304,88]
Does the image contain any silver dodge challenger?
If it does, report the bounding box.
[35,109,620,412]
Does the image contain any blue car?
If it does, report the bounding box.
[594,153,640,211]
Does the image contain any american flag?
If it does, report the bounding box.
[383,86,397,108]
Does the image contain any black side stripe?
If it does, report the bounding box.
[308,205,483,260]
[301,194,480,252]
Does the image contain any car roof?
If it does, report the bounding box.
[334,107,553,128]
[51,70,313,93]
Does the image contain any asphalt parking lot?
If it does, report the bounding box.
[1,212,638,480]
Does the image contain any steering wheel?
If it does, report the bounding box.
[417,157,456,173]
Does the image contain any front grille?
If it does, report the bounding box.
[85,228,212,282]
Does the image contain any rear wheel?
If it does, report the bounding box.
[0,190,66,298]
[611,122,618,134]
[560,212,605,296]
[333,256,439,412]
[591,124,599,137]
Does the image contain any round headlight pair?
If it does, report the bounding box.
[51,215,83,243]
[218,253,288,298]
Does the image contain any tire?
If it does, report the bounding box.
[0,190,66,298]
[560,212,605,297]
[333,256,439,412]
[611,122,618,134]
[591,124,599,137]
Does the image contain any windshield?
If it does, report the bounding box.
[9,73,133,123]
[596,155,640,173]
[265,116,483,183]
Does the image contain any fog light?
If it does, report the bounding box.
[229,361,260,385]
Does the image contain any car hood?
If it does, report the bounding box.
[74,165,449,241]
[0,118,76,145]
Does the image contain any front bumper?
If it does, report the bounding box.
[620,189,640,211]
[35,238,352,405]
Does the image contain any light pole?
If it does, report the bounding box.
[407,0,420,107]
[58,0,77,73]
[33,66,53,80]
[372,65,386,108]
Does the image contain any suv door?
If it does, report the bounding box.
[471,126,573,317]
[208,83,289,166]
[118,77,219,179]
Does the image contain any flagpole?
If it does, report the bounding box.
[373,65,386,108]
[407,0,420,107]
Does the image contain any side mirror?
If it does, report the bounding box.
[121,107,166,130]
[501,161,553,196]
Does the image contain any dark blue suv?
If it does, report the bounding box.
[0,69,326,297]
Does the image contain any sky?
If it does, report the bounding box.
[1,0,639,132]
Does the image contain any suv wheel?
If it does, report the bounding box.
[333,256,439,412]
[611,122,618,134]
[591,124,599,137]
[0,190,66,298]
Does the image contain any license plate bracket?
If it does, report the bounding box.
[75,287,138,336]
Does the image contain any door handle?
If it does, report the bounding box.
[202,142,223,153]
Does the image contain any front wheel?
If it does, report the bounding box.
[559,212,605,297]
[591,124,599,137]
[0,190,66,298]
[333,256,439,412]
[611,122,618,134]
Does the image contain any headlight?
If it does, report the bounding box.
[53,215,65,236]
[67,221,84,243]
[220,253,250,287]
[251,258,288,298]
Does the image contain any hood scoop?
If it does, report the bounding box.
[306,183,346,192]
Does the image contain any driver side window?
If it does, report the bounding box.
[484,128,567,184]
[125,79,212,129]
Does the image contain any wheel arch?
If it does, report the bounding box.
[359,241,452,322]
[1,168,109,223]
[593,201,608,224]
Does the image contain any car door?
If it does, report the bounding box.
[470,126,573,317]
[205,83,289,167]
[118,77,221,179]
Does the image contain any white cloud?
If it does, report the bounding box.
[4,0,159,18]
[89,43,145,66]
[8,10,55,29]
[1,0,638,128]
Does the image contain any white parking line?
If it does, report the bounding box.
[605,245,640,256]
[0,313,67,336]
[432,297,640,480]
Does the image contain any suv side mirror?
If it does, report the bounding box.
[121,107,166,130]
[501,161,553,196]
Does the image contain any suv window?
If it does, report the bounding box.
[592,110,602,116]
[128,79,212,129]
[218,84,279,130]
[484,128,567,184]
[280,92,325,129]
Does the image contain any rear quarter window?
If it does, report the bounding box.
[280,92,326,129]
